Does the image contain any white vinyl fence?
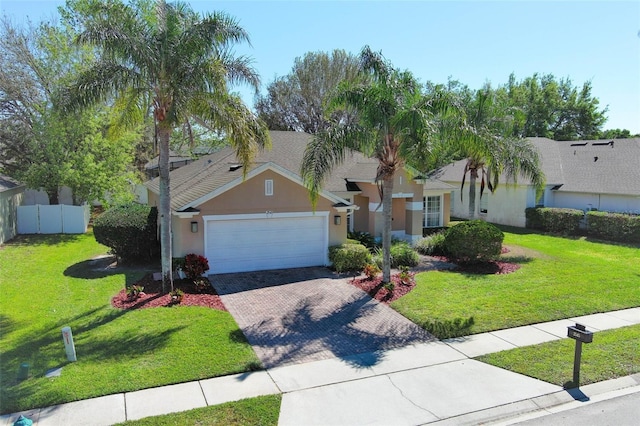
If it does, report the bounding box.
[17,204,90,234]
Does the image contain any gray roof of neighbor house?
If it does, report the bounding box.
[0,175,24,192]
[145,131,450,211]
[433,137,640,196]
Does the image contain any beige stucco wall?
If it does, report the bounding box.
[149,170,347,257]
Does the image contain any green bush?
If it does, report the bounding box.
[347,231,378,250]
[93,203,158,263]
[328,243,371,272]
[415,232,447,256]
[372,241,420,268]
[587,212,640,243]
[443,220,504,263]
[525,207,583,234]
[390,242,419,267]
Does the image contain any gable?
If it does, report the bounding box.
[196,168,337,215]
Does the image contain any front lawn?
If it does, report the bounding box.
[392,229,640,336]
[0,234,260,414]
[477,324,640,388]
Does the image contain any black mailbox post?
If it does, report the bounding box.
[567,323,593,387]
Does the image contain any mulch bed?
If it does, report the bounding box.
[350,272,417,305]
[111,273,226,311]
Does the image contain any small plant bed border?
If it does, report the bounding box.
[350,271,417,304]
[111,274,226,311]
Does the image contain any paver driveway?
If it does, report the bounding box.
[210,267,435,368]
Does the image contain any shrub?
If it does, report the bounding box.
[93,203,158,264]
[183,253,210,279]
[415,232,447,256]
[372,241,420,268]
[347,231,378,250]
[390,242,419,267]
[363,263,381,280]
[587,212,640,243]
[443,220,504,263]
[329,243,371,272]
[525,207,583,234]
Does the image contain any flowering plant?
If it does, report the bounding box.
[184,254,210,279]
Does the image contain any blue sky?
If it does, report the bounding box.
[3,0,639,134]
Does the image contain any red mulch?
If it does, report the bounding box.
[350,272,417,304]
[111,273,227,311]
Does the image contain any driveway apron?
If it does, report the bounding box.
[210,267,434,368]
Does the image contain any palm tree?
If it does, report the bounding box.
[301,46,453,283]
[459,88,545,217]
[61,0,269,293]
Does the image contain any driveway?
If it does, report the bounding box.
[210,267,435,368]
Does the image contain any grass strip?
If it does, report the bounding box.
[476,324,640,388]
[115,394,281,426]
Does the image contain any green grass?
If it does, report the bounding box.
[115,395,281,426]
[392,229,640,336]
[477,324,640,388]
[0,234,261,414]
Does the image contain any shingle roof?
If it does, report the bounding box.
[0,175,24,192]
[433,137,640,196]
[553,138,640,196]
[146,131,453,211]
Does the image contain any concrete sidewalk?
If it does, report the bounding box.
[2,307,639,426]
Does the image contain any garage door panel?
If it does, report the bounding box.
[206,214,328,274]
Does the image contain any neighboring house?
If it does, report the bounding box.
[144,146,219,179]
[145,131,453,274]
[435,137,640,228]
[0,175,25,244]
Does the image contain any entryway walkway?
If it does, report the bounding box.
[210,267,435,368]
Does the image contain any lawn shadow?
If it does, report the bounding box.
[4,234,83,247]
[64,256,157,286]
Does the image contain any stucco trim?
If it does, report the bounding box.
[203,211,329,222]
[405,201,423,211]
[180,162,351,211]
[392,192,414,199]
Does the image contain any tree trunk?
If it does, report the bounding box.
[468,172,477,218]
[158,124,173,294]
[381,175,394,283]
[47,187,59,205]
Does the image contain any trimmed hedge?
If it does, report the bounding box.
[525,207,583,234]
[443,220,504,263]
[93,203,158,263]
[587,211,640,243]
[329,243,371,272]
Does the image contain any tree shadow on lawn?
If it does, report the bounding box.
[63,255,158,284]
[0,305,182,414]
[239,291,435,370]
[2,325,181,414]
[4,234,83,247]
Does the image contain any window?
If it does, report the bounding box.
[265,179,273,196]
[423,195,441,227]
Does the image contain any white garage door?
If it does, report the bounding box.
[205,212,328,274]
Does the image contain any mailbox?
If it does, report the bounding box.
[567,324,593,343]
